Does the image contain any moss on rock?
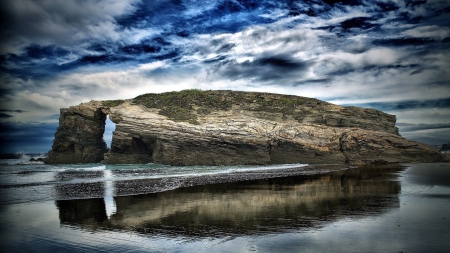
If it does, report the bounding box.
[130,90,397,134]
[102,100,125,107]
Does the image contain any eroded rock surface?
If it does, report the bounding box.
[45,101,109,164]
[45,90,446,165]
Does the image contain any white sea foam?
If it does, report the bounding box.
[153,163,309,179]
[0,153,46,165]
[0,160,324,194]
[55,163,309,184]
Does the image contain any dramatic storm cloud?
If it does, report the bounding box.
[1,0,449,152]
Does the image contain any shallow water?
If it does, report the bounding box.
[0,157,449,252]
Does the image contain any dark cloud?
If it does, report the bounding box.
[434,6,450,16]
[327,64,422,77]
[0,44,79,79]
[117,0,275,56]
[372,37,436,47]
[117,37,180,61]
[78,54,129,64]
[2,0,444,81]
[405,0,427,8]
[0,122,58,153]
[399,124,450,146]
[211,55,312,82]
[87,44,112,54]
[258,56,307,70]
[322,0,363,6]
[0,109,27,113]
[342,45,370,54]
[375,1,399,12]
[117,0,185,28]
[340,17,377,31]
[0,109,28,118]
[345,98,450,112]
[176,30,190,37]
[217,43,236,53]
[394,98,450,110]
[121,44,160,54]
[409,69,423,76]
[25,44,70,59]
[0,35,182,80]
[402,136,449,146]
[0,113,13,118]
[293,78,333,86]
[216,0,257,13]
[117,0,269,35]
[387,13,421,25]
[0,64,59,80]
[0,0,139,54]
[154,51,181,61]
[397,123,450,132]
[203,55,228,64]
[318,16,382,38]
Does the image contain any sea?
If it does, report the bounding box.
[1,153,449,252]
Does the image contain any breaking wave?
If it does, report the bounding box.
[0,152,46,165]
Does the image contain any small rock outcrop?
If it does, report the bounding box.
[45,90,446,165]
[441,142,450,152]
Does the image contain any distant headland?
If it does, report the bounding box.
[44,90,448,165]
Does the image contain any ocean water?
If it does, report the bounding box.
[0,154,449,252]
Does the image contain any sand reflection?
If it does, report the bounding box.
[55,165,404,237]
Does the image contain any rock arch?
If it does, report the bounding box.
[45,91,447,165]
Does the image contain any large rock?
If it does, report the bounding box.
[45,90,447,165]
[339,129,444,164]
[45,101,108,164]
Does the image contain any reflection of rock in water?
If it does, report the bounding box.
[56,199,108,230]
[55,165,404,238]
[54,169,111,229]
[111,165,344,196]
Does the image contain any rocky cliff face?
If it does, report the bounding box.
[45,90,446,165]
[45,101,108,164]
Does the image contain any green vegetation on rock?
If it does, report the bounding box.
[131,89,327,124]
[158,105,200,124]
[130,89,395,135]
[102,100,125,107]
[133,89,231,110]
[133,89,230,124]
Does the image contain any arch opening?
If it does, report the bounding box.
[104,115,116,149]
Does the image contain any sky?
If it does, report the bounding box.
[0,0,449,153]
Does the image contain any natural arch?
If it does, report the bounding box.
[104,115,115,149]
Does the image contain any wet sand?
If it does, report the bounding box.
[1,163,449,252]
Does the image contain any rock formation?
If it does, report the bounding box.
[45,90,447,165]
[45,101,108,164]
[441,142,450,152]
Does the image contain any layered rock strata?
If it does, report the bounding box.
[45,90,446,165]
[46,101,108,164]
